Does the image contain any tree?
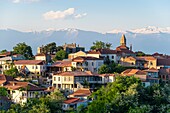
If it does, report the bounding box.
[4,67,19,78]
[13,42,33,59]
[135,51,145,56]
[98,64,110,74]
[0,87,8,96]
[0,49,7,54]
[83,76,170,113]
[90,41,112,50]
[54,50,67,61]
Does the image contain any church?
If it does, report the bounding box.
[116,34,135,57]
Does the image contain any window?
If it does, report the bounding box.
[131,62,134,65]
[36,66,38,69]
[54,77,56,81]
[18,66,20,69]
[58,77,60,81]
[112,56,114,59]
[64,77,66,81]
[68,77,71,81]
[150,62,153,65]
[32,66,34,69]
[92,62,94,66]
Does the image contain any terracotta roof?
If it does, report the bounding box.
[44,86,55,92]
[157,58,170,66]
[4,81,44,91]
[0,52,12,57]
[54,71,99,76]
[99,74,115,77]
[51,61,72,67]
[137,56,156,61]
[70,88,91,97]
[88,49,117,54]
[0,74,16,85]
[121,69,146,76]
[64,98,85,104]
[72,56,103,62]
[14,60,44,65]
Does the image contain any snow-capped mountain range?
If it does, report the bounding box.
[107,26,170,34]
[0,26,170,54]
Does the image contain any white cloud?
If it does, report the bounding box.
[74,13,87,19]
[43,8,87,20]
[43,8,75,20]
[12,0,40,3]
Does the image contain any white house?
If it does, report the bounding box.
[14,60,46,76]
[72,56,104,72]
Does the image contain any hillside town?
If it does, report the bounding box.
[0,34,170,112]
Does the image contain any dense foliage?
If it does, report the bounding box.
[54,50,68,61]
[90,41,112,50]
[83,76,170,113]
[4,67,19,78]
[98,62,136,74]
[13,42,33,59]
[0,87,8,96]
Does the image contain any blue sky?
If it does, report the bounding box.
[0,0,170,32]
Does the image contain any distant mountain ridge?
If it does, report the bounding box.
[0,26,170,55]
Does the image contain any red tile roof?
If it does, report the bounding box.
[88,49,117,54]
[121,69,146,76]
[51,61,72,67]
[70,88,91,97]
[4,81,44,91]
[54,71,99,76]
[64,98,85,104]
[14,60,44,65]
[72,56,103,62]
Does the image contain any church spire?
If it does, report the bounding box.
[120,34,126,46]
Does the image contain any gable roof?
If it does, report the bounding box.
[121,69,146,76]
[70,88,91,97]
[64,98,85,104]
[54,71,99,76]
[14,60,44,65]
[88,49,117,54]
[4,81,44,91]
[51,61,72,67]
[72,56,103,62]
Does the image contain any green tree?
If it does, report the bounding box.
[0,49,7,54]
[54,50,67,61]
[4,67,19,78]
[90,41,112,50]
[98,64,110,74]
[13,42,33,59]
[0,87,8,96]
[135,51,145,56]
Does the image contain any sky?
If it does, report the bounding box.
[0,0,170,32]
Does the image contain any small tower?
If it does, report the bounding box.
[130,44,132,51]
[120,34,126,46]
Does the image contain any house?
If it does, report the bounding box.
[68,51,87,60]
[14,60,46,76]
[0,55,25,72]
[0,52,12,58]
[122,69,159,87]
[0,74,45,104]
[137,56,157,69]
[87,49,118,63]
[52,71,101,92]
[157,58,170,83]
[68,88,91,99]
[63,97,88,111]
[72,56,104,72]
[120,56,146,68]
[48,61,72,73]
[99,74,115,84]
[63,43,85,54]
[35,53,51,63]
